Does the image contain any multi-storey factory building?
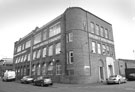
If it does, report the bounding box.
[13,7,118,83]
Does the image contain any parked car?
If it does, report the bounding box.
[20,76,34,84]
[2,70,16,82]
[106,75,127,84]
[128,73,135,80]
[33,76,53,86]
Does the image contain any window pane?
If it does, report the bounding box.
[105,29,108,38]
[25,40,31,48]
[42,47,47,57]
[42,63,46,75]
[55,43,61,54]
[100,27,104,37]
[69,32,73,42]
[37,49,41,58]
[95,24,100,35]
[49,22,61,37]
[48,45,53,56]
[90,22,95,33]
[69,51,74,64]
[92,42,96,53]
[34,33,41,44]
[33,51,36,60]
[97,43,101,54]
[43,29,47,40]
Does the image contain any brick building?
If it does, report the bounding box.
[13,7,118,84]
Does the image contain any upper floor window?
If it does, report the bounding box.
[17,45,21,52]
[33,51,36,60]
[22,44,25,50]
[25,40,31,48]
[90,22,95,33]
[95,24,100,35]
[102,44,106,55]
[34,32,41,45]
[105,29,108,38]
[37,49,41,58]
[55,43,61,54]
[97,43,101,54]
[42,47,47,57]
[67,32,73,43]
[48,45,53,56]
[28,53,30,61]
[100,27,104,37]
[92,41,96,53]
[49,22,61,37]
[43,29,47,40]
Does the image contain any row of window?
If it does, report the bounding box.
[91,41,114,56]
[16,22,61,53]
[15,42,61,63]
[90,22,110,39]
[16,63,62,76]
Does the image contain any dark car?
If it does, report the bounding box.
[20,76,34,84]
[128,73,135,80]
[33,76,53,86]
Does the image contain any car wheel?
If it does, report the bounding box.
[118,80,121,84]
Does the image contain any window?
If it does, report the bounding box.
[23,67,26,76]
[32,65,36,76]
[25,40,31,48]
[95,24,100,35]
[42,47,47,57]
[56,64,62,75]
[92,42,96,53]
[100,27,104,37]
[106,45,110,55]
[97,43,101,54]
[48,45,53,56]
[28,53,30,61]
[37,49,41,58]
[68,51,74,64]
[42,63,46,75]
[33,51,36,60]
[102,44,106,55]
[23,54,27,62]
[43,29,47,40]
[22,44,25,50]
[47,62,53,75]
[105,29,108,38]
[49,22,61,37]
[67,32,73,43]
[55,43,61,54]
[21,55,24,62]
[34,32,41,45]
[17,45,21,52]
[90,22,95,33]
[37,64,41,76]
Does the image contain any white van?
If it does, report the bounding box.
[2,70,16,81]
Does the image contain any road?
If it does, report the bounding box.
[0,80,135,92]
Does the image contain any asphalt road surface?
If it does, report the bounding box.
[0,80,135,92]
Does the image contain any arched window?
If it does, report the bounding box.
[42,63,46,75]
[37,64,41,76]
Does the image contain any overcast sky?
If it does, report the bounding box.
[0,0,135,59]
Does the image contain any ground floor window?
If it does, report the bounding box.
[56,64,62,75]
[42,63,46,75]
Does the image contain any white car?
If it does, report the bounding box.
[106,75,127,84]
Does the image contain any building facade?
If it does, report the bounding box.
[13,7,118,83]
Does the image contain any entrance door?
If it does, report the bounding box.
[108,65,113,76]
[99,67,104,80]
